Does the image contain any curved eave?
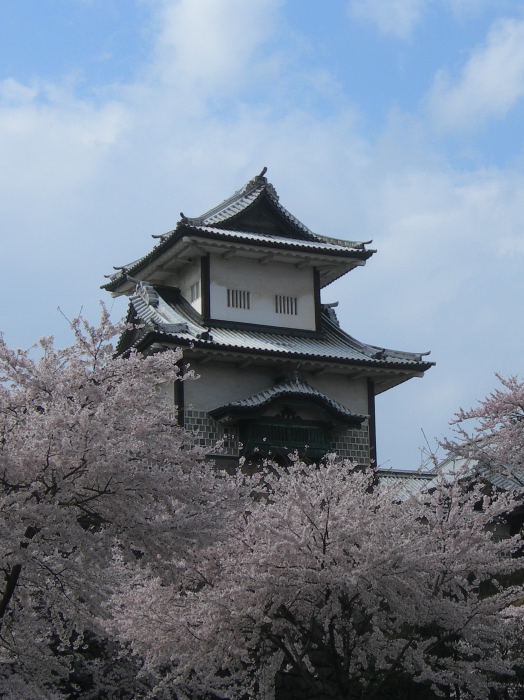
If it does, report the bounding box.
[210,393,367,427]
[181,225,373,258]
[103,227,373,294]
[130,329,434,373]
[102,228,183,292]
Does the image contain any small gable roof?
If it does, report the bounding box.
[209,370,367,426]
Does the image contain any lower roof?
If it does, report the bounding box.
[118,281,434,395]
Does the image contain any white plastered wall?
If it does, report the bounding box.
[209,255,316,330]
[183,361,276,412]
[183,362,369,417]
[308,374,369,415]
[177,260,202,313]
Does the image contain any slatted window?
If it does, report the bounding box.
[190,281,200,302]
[275,295,298,315]
[227,288,250,309]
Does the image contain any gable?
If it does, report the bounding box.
[218,194,311,241]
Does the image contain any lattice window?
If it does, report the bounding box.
[275,294,298,315]
[241,419,330,461]
[227,288,250,309]
[190,281,200,302]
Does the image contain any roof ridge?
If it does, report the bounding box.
[183,170,270,226]
[180,171,322,242]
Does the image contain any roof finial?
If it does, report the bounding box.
[258,166,267,179]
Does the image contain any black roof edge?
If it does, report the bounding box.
[209,394,367,428]
[202,317,323,338]
[103,223,373,293]
[130,329,435,372]
[182,225,374,259]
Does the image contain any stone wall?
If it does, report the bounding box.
[184,410,370,465]
[329,423,370,465]
[184,409,239,456]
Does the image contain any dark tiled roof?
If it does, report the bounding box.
[209,371,367,425]
[103,171,374,292]
[182,224,368,254]
[437,452,524,492]
[119,285,434,375]
[182,170,368,249]
[377,470,436,499]
[379,455,524,498]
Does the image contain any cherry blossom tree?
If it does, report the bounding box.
[445,374,524,489]
[109,458,524,700]
[4,319,523,700]
[0,308,239,698]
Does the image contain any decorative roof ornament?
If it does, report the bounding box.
[127,276,160,308]
[239,166,279,201]
[322,302,340,327]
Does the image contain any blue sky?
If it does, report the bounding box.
[2,0,524,469]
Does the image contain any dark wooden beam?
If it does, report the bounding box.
[367,378,377,466]
[201,254,211,320]
[259,253,274,265]
[174,360,185,428]
[313,268,322,332]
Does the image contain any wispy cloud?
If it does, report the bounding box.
[148,0,282,95]
[429,17,524,130]
[348,0,427,39]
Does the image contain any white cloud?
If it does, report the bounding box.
[0,78,38,105]
[348,0,427,38]
[0,80,128,196]
[1,0,524,472]
[147,0,282,96]
[429,17,524,130]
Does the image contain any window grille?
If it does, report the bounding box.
[190,281,200,302]
[227,289,250,309]
[241,420,329,461]
[275,294,298,315]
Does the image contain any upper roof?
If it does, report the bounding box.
[117,280,434,395]
[180,168,366,250]
[103,169,375,294]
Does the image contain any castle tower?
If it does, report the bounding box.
[104,170,433,467]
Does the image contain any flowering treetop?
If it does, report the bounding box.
[0,307,242,697]
[445,374,524,490]
[110,457,524,700]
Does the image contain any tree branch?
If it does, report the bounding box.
[0,563,22,624]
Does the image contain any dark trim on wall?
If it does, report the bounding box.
[204,317,322,337]
[313,268,322,332]
[201,254,211,320]
[367,378,377,466]
[175,360,185,427]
